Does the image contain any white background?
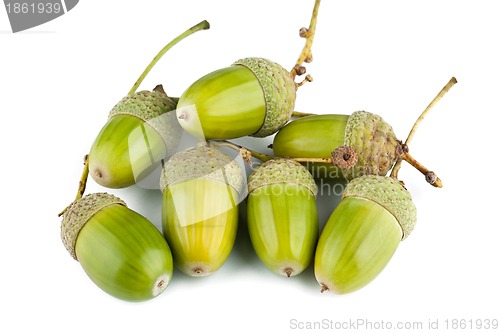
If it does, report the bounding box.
[1,1,499,332]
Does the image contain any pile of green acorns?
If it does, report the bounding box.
[60,17,455,302]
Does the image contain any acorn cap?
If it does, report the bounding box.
[108,90,180,146]
[342,175,416,240]
[233,58,297,138]
[247,158,317,196]
[61,193,126,260]
[344,111,403,179]
[160,144,246,197]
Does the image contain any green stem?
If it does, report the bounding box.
[76,154,90,201]
[292,111,317,118]
[404,77,457,148]
[128,20,210,95]
[214,141,273,166]
[214,141,358,171]
[291,0,321,79]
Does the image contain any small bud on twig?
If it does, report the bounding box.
[299,27,309,38]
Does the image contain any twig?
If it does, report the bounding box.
[213,141,273,166]
[400,152,442,188]
[390,77,457,182]
[215,141,358,170]
[291,111,317,118]
[290,0,321,80]
[128,20,210,95]
[58,154,90,217]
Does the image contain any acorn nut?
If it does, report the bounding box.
[160,144,246,276]
[273,112,402,180]
[314,175,416,294]
[176,57,297,140]
[88,87,181,188]
[87,20,212,189]
[247,158,319,277]
[60,192,174,301]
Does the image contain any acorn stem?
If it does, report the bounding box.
[292,146,357,169]
[128,20,210,95]
[213,141,273,166]
[76,154,90,201]
[58,154,90,217]
[400,152,443,188]
[292,157,331,163]
[290,0,321,80]
[390,77,457,183]
[404,77,457,148]
[215,140,357,170]
[291,111,317,118]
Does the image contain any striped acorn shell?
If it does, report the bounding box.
[342,175,417,240]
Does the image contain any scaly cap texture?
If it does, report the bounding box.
[160,144,246,197]
[342,175,416,240]
[247,158,317,196]
[344,111,403,179]
[61,192,126,260]
[108,90,181,146]
[233,58,297,138]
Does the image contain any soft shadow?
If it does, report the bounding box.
[229,199,260,266]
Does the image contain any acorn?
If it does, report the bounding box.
[314,175,416,294]
[88,87,181,189]
[174,0,324,141]
[87,20,212,188]
[273,77,458,186]
[272,112,403,180]
[246,158,318,277]
[60,192,174,302]
[175,57,297,140]
[160,143,246,276]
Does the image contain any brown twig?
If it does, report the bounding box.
[390,77,457,184]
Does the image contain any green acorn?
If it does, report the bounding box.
[273,77,458,186]
[160,144,246,276]
[247,158,318,277]
[314,175,416,294]
[272,112,403,180]
[174,0,324,141]
[175,57,297,140]
[60,192,173,302]
[86,20,213,189]
[88,87,181,188]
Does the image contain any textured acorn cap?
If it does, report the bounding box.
[233,58,297,138]
[61,192,126,260]
[248,158,317,196]
[108,90,181,146]
[344,111,403,179]
[160,144,246,197]
[342,175,416,240]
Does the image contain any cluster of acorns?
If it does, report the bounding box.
[59,5,456,302]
